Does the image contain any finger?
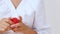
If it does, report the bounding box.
[1,18,9,22]
[11,23,25,28]
[5,26,11,31]
[7,19,14,25]
[19,16,22,22]
[11,23,20,28]
[1,24,11,31]
[0,26,5,31]
[0,21,10,28]
[11,24,17,28]
[0,22,11,31]
[2,18,13,25]
[0,25,9,32]
[12,26,23,32]
[11,24,19,28]
[0,19,11,31]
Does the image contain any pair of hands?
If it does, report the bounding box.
[0,16,37,34]
[0,16,26,32]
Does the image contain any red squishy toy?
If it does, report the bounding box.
[10,18,20,24]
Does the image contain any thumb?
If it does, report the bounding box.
[19,16,22,22]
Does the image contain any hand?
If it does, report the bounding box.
[0,18,12,34]
[11,16,25,32]
[11,17,37,34]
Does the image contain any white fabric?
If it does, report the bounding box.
[0,0,50,34]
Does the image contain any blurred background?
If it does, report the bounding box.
[44,0,56,34]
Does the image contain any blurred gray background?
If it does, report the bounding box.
[44,0,57,34]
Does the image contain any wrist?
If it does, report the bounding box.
[23,27,37,34]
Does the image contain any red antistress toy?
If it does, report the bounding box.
[10,17,20,24]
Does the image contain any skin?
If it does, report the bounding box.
[11,16,37,34]
[0,18,12,34]
[11,0,22,9]
[0,0,37,34]
[0,17,37,34]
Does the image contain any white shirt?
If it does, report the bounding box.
[0,0,50,34]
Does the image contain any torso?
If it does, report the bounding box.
[0,0,35,34]
[0,0,35,28]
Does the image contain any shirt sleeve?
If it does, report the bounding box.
[28,0,50,34]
